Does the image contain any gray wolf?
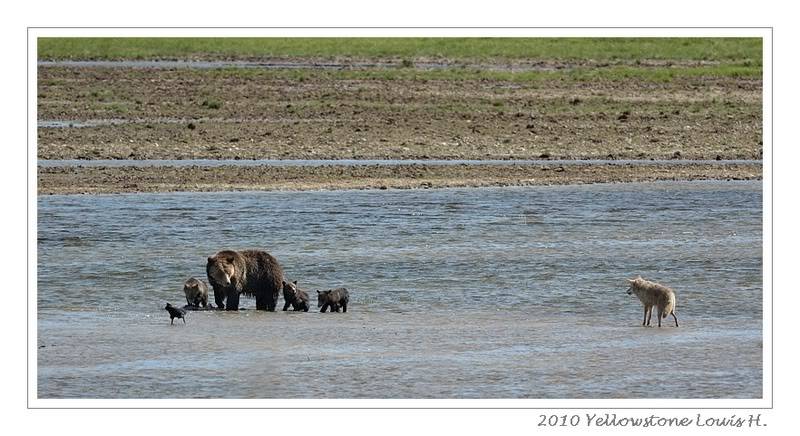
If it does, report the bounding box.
[626,276,679,327]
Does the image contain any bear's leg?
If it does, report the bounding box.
[320,303,329,313]
[225,290,240,311]
[268,291,279,311]
[255,295,267,311]
[282,300,291,311]
[341,301,347,313]
[213,287,225,310]
[302,303,309,312]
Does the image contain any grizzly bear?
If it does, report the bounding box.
[317,288,349,313]
[206,249,285,311]
[282,280,310,312]
[183,277,209,308]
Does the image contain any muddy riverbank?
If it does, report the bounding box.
[36,51,762,194]
[37,65,761,161]
[38,162,762,195]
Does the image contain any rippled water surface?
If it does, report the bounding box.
[37,181,763,399]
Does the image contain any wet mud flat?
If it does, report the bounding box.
[37,161,762,195]
[37,309,762,399]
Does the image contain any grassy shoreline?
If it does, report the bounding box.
[38,37,763,63]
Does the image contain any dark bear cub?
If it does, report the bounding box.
[165,303,186,324]
[206,249,285,311]
[282,280,310,312]
[317,288,350,313]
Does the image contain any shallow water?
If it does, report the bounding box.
[37,181,763,399]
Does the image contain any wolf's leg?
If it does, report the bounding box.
[646,305,653,326]
[657,308,663,327]
[642,306,648,326]
[671,312,679,327]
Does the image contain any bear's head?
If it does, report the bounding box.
[183,278,200,292]
[316,289,331,307]
[207,253,237,288]
[282,280,299,298]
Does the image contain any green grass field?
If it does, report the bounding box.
[38,37,762,64]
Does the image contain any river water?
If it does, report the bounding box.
[36,181,763,399]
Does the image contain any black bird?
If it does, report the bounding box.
[165,303,186,324]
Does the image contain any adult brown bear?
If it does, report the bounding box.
[206,249,284,311]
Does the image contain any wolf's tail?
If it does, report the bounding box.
[663,291,676,318]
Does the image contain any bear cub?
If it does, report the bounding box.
[183,277,209,308]
[317,288,350,313]
[165,303,186,324]
[282,280,310,312]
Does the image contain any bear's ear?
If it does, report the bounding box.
[207,256,214,263]
[293,280,297,285]
[316,290,321,294]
